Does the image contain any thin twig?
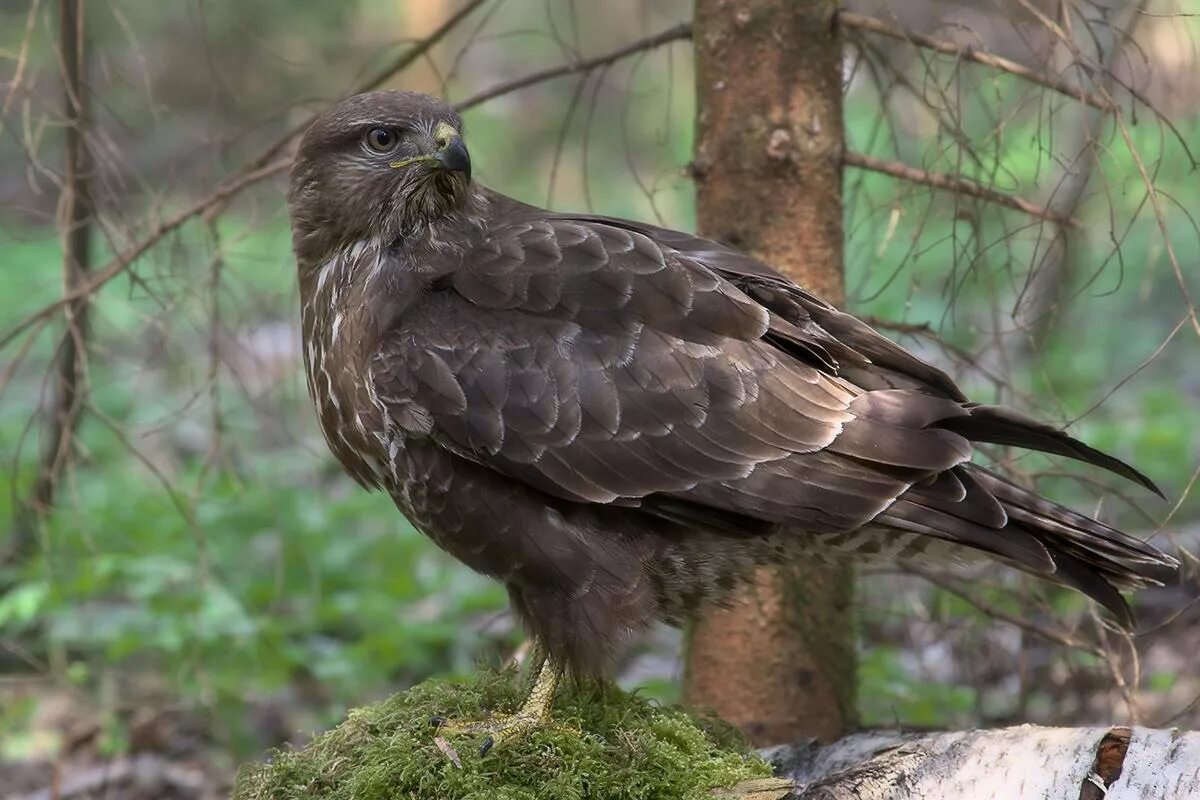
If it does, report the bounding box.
[844,150,1080,227]
[1014,0,1150,346]
[839,11,1117,113]
[452,23,691,111]
[0,159,289,353]
[0,0,41,139]
[0,12,1104,353]
[910,566,1104,657]
[243,0,493,174]
[1,20,695,353]
[1012,0,1200,339]
[10,0,93,564]
[200,220,228,481]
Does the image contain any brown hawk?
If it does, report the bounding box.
[288,90,1176,752]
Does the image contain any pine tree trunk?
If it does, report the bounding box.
[684,0,855,746]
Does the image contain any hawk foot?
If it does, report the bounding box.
[433,651,566,757]
[433,707,568,756]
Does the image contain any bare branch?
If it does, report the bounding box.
[1,20,697,354]
[909,566,1105,657]
[245,0,494,173]
[453,23,692,111]
[1010,0,1200,339]
[1110,111,1200,339]
[0,0,41,139]
[0,160,289,353]
[10,0,498,350]
[10,0,94,564]
[839,11,1117,114]
[843,150,1080,227]
[1012,0,1150,347]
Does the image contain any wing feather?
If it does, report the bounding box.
[366,196,1173,624]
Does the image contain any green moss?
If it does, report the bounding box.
[233,668,773,800]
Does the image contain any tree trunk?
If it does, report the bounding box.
[684,0,855,746]
[759,725,1200,799]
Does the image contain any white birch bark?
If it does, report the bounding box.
[755,725,1200,799]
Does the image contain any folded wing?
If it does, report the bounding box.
[371,199,1177,626]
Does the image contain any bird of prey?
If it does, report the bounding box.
[288,90,1177,753]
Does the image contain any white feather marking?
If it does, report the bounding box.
[325,371,339,411]
[315,256,337,295]
[331,312,344,345]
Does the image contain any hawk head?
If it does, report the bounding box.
[288,90,472,267]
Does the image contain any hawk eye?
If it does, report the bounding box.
[364,127,399,153]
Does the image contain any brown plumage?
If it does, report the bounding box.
[289,90,1177,678]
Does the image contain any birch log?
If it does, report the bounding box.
[758,725,1200,799]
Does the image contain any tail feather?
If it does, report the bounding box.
[880,496,1054,573]
[972,468,1179,587]
[936,404,1164,498]
[890,465,1178,629]
[1043,547,1137,628]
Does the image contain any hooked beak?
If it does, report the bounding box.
[434,122,471,182]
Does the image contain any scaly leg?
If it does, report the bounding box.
[435,647,562,756]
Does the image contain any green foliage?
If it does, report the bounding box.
[233,668,771,800]
[1,461,512,741]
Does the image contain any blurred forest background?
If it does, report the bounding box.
[1,0,1198,796]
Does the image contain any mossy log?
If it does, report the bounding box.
[233,668,773,800]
